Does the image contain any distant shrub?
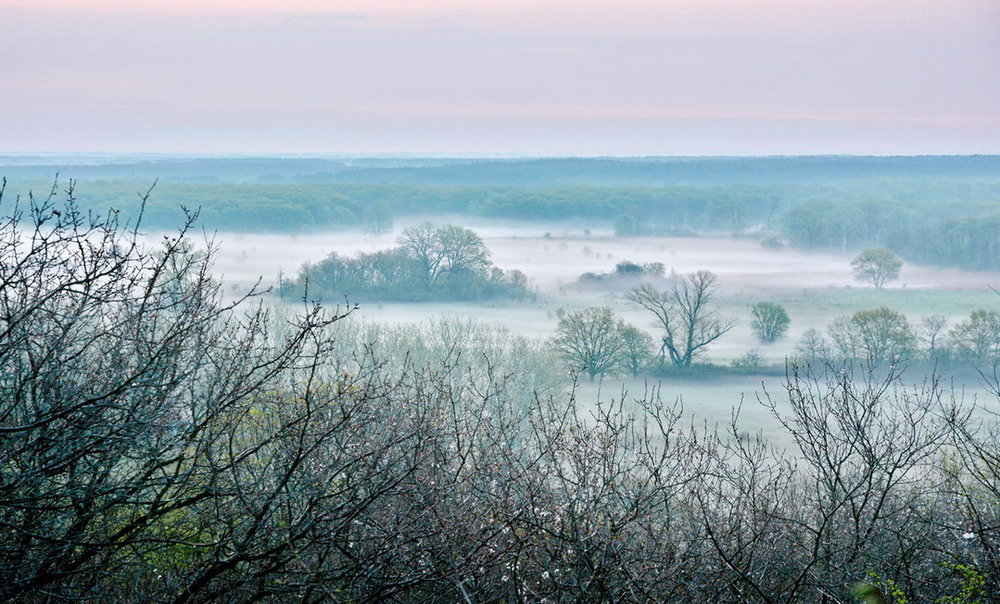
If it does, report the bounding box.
[613,215,639,236]
[614,261,644,277]
[760,236,785,250]
[731,350,764,372]
[577,261,667,284]
[751,302,791,342]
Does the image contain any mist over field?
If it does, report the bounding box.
[8,150,1000,601]
[194,214,1000,438]
[7,0,1000,596]
[10,154,1000,428]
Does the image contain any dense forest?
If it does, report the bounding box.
[5,155,1000,271]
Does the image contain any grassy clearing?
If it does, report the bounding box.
[205,226,1000,442]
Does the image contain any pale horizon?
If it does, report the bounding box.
[2,0,998,156]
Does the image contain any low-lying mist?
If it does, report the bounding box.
[157,218,1000,444]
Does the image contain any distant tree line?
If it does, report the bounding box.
[42,180,804,232]
[7,176,1000,271]
[7,154,1000,187]
[782,198,1000,270]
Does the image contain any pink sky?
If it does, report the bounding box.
[2,0,998,155]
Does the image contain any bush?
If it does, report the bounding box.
[731,349,764,372]
[760,236,785,249]
[751,301,791,342]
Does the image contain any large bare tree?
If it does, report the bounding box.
[625,270,735,368]
[397,222,491,287]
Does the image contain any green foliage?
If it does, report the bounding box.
[295,223,529,302]
[750,301,791,342]
[854,570,909,603]
[780,197,1000,272]
[852,247,903,289]
[829,307,917,364]
[8,156,1000,272]
[948,310,1000,368]
[938,563,987,604]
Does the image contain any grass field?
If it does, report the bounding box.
[198,221,1000,444]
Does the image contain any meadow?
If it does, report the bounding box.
[194,219,1000,446]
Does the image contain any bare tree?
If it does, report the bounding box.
[921,314,948,360]
[551,307,627,380]
[398,222,491,288]
[618,324,654,376]
[5,180,1000,602]
[0,181,402,601]
[625,271,735,368]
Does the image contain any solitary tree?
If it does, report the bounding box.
[363,201,394,234]
[551,307,628,380]
[625,271,736,368]
[750,301,791,342]
[851,247,903,289]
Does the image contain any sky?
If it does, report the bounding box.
[1,0,998,156]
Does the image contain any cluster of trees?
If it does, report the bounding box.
[6,183,1000,601]
[292,223,529,302]
[797,306,1000,369]
[577,260,666,283]
[553,271,738,378]
[551,307,654,380]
